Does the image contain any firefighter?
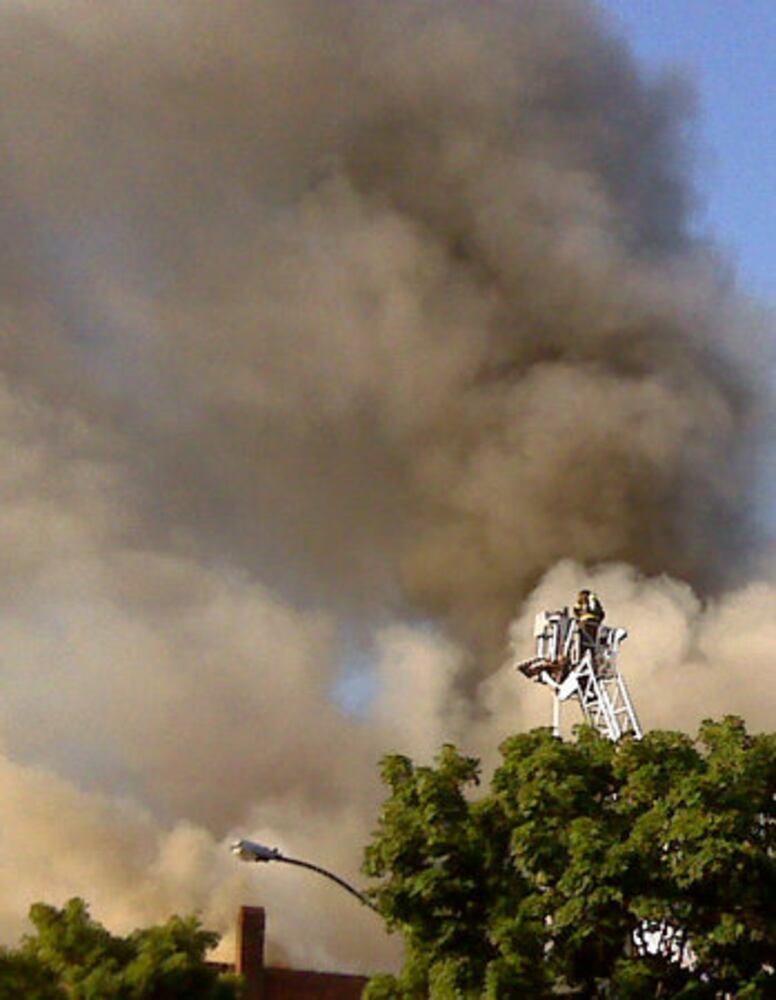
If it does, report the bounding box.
[573,589,605,660]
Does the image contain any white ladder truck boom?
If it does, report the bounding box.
[515,602,642,741]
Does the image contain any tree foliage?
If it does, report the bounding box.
[363,717,776,999]
[0,897,241,999]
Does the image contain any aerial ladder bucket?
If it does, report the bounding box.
[515,606,642,741]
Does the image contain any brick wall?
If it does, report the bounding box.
[233,906,368,1000]
[264,968,368,1000]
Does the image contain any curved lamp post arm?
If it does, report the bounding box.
[230,839,379,914]
[279,855,379,912]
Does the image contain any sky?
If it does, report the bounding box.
[597,0,775,304]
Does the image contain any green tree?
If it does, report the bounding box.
[363,718,775,999]
[2,897,241,999]
[0,949,67,1000]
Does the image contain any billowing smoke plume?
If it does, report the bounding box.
[0,0,773,973]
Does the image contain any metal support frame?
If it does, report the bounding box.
[516,607,642,741]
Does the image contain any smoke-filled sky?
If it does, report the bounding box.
[599,0,776,304]
[0,0,774,974]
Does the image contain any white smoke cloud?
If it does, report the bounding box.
[480,561,776,750]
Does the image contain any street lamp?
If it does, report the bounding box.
[230,839,379,913]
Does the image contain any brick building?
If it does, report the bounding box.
[226,905,369,1000]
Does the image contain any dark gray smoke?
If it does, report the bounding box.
[0,0,772,972]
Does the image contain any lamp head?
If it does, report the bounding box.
[230,838,283,863]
